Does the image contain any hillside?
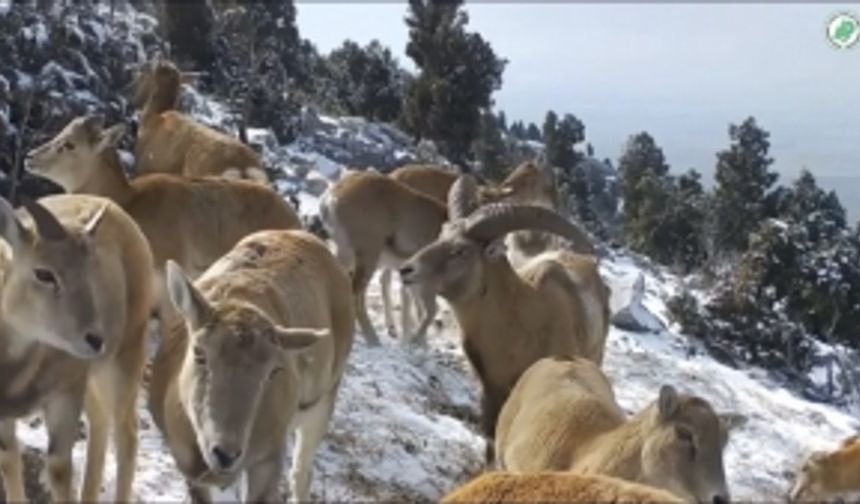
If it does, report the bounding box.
[2,3,858,503]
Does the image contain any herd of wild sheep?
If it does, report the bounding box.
[0,56,856,503]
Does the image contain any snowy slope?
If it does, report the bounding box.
[4,6,856,496]
[14,249,857,502]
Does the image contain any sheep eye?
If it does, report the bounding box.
[62,141,75,151]
[675,426,694,443]
[192,346,206,365]
[33,268,58,287]
[269,366,284,379]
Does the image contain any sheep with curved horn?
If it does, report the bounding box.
[399,174,610,461]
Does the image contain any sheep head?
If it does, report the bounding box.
[399,174,594,301]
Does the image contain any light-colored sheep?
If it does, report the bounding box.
[131,57,268,183]
[0,195,153,502]
[441,471,684,503]
[148,230,354,503]
[496,356,737,504]
[380,164,459,341]
[26,115,302,344]
[789,434,860,503]
[319,169,447,346]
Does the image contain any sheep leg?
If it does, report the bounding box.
[81,388,110,501]
[408,285,437,346]
[400,284,415,340]
[245,450,285,503]
[106,355,144,502]
[288,391,336,503]
[352,253,380,346]
[0,419,25,503]
[43,391,84,502]
[186,481,212,504]
[380,268,398,338]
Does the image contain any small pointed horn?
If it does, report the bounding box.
[465,204,595,255]
[21,197,67,241]
[83,202,109,236]
[447,174,480,221]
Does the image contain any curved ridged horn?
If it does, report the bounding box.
[21,197,67,241]
[464,204,595,255]
[447,174,480,221]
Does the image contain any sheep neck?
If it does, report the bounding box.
[79,150,134,206]
[571,405,655,481]
[142,79,180,122]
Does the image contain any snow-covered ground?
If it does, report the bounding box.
[14,249,857,502]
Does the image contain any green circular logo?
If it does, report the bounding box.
[826,12,860,49]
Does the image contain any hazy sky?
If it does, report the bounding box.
[297,3,858,192]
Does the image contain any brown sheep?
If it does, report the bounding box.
[398,175,607,460]
[379,164,459,341]
[0,195,153,502]
[441,471,684,503]
[26,115,301,343]
[789,434,860,502]
[131,58,268,183]
[319,170,448,345]
[496,356,738,503]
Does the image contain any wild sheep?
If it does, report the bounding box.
[487,160,589,268]
[0,195,153,502]
[789,434,860,502]
[319,169,448,346]
[496,356,737,504]
[398,175,607,458]
[389,164,459,203]
[441,471,684,503]
[130,57,269,184]
[26,115,301,339]
[148,230,354,503]
[379,164,459,342]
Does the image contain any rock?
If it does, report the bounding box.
[610,273,666,333]
[303,170,330,197]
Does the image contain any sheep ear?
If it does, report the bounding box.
[484,238,507,260]
[719,412,748,433]
[166,260,210,329]
[97,124,127,150]
[81,114,105,143]
[0,197,29,251]
[271,326,329,351]
[657,385,680,422]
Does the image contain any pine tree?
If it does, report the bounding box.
[508,120,525,140]
[319,40,406,121]
[212,0,305,141]
[160,0,216,70]
[472,110,510,182]
[526,122,541,141]
[542,110,557,145]
[401,0,506,164]
[712,117,778,256]
[496,110,508,132]
[619,132,669,235]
